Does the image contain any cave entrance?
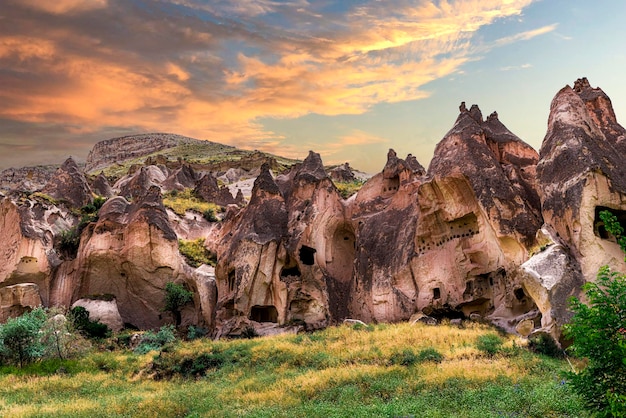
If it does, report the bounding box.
[326,224,356,283]
[595,206,626,240]
[299,246,316,265]
[424,305,465,321]
[250,305,278,323]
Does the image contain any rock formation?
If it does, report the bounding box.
[0,78,623,345]
[194,173,243,207]
[85,133,205,172]
[42,157,93,208]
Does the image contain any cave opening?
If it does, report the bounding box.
[227,270,236,292]
[595,206,626,240]
[433,287,441,300]
[250,305,278,323]
[426,305,465,321]
[299,246,316,265]
[327,224,356,283]
[514,287,526,302]
[281,265,301,278]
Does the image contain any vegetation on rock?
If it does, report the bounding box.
[163,188,220,217]
[564,210,626,416]
[178,238,217,267]
[334,179,365,199]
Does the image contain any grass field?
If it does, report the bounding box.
[0,321,588,417]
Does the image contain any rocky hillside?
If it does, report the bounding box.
[0,78,624,345]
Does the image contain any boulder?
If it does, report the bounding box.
[72,298,124,332]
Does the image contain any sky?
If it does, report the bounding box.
[1,0,626,173]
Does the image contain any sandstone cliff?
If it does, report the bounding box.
[0,78,623,345]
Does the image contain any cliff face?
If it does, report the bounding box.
[85,133,206,173]
[0,78,624,343]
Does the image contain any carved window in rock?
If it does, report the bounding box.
[594,206,626,241]
[250,305,278,323]
[416,212,479,255]
[299,245,316,265]
[227,270,236,292]
[433,287,441,300]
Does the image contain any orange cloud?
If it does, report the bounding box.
[12,0,108,15]
[0,0,549,168]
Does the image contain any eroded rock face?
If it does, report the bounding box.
[85,133,203,173]
[92,172,114,198]
[2,78,626,344]
[0,283,42,322]
[214,156,345,335]
[194,173,242,207]
[116,165,167,199]
[74,186,185,329]
[538,78,626,276]
[162,163,199,192]
[42,157,93,208]
[429,105,542,253]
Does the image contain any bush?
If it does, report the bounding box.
[416,347,444,363]
[187,326,209,340]
[0,308,47,367]
[390,349,418,366]
[476,333,504,357]
[134,325,177,354]
[58,227,81,257]
[163,282,193,327]
[528,333,564,358]
[564,266,626,416]
[203,209,218,222]
[241,326,258,339]
[69,306,111,340]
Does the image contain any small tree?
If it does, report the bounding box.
[564,210,626,416]
[0,308,46,367]
[164,282,193,327]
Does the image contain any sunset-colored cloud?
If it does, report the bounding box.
[0,0,549,169]
[12,0,108,15]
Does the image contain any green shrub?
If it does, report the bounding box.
[563,209,626,416]
[599,210,626,253]
[134,325,177,354]
[564,266,626,416]
[163,282,193,327]
[241,326,259,339]
[476,333,504,357]
[187,326,209,340]
[58,227,81,257]
[416,347,444,363]
[528,333,564,358]
[203,208,218,222]
[390,348,418,366]
[69,306,111,340]
[0,307,47,367]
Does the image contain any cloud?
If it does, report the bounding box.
[11,0,108,15]
[493,23,558,47]
[0,0,547,169]
[499,63,533,71]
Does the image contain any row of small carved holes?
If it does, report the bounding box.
[416,229,479,255]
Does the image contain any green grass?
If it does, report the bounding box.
[178,238,217,267]
[0,322,589,417]
[334,179,365,199]
[162,188,220,217]
[93,140,299,179]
